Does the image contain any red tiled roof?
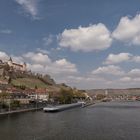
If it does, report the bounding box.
[35,88,47,94]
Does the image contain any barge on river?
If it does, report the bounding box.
[43,102,85,112]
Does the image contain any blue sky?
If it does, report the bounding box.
[1,0,140,89]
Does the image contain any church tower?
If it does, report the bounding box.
[23,62,27,71]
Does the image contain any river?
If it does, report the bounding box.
[0,101,140,140]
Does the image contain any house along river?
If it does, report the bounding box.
[0,101,140,140]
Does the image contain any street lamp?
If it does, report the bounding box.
[8,96,11,112]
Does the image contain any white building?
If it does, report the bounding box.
[7,57,26,72]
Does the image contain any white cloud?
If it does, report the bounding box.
[15,0,39,19]
[64,75,107,89]
[48,59,77,75]
[132,56,140,63]
[58,23,112,52]
[128,69,140,77]
[11,56,24,64]
[0,51,9,61]
[112,14,140,45]
[72,67,140,88]
[43,35,54,46]
[26,58,78,84]
[23,52,51,65]
[92,65,124,76]
[0,29,12,34]
[120,77,132,82]
[36,48,50,55]
[104,53,132,64]
[104,52,140,64]
[0,51,24,64]
[117,69,140,85]
[27,63,44,73]
[22,52,78,82]
[133,78,140,82]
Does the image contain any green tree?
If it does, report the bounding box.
[59,88,74,104]
[0,92,11,108]
[35,85,38,89]
[96,94,106,100]
[20,85,26,90]
[10,100,20,108]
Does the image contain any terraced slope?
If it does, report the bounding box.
[11,77,48,88]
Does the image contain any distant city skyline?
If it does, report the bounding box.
[1,0,140,89]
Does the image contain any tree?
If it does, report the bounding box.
[0,92,11,108]
[10,100,20,108]
[20,85,26,90]
[59,88,74,104]
[35,85,38,89]
[96,94,106,100]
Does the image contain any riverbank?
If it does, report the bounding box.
[82,101,95,107]
[0,101,95,115]
[0,107,43,115]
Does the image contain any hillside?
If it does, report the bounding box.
[87,88,140,97]
[0,62,74,94]
[11,77,49,89]
[0,62,55,88]
[0,59,88,106]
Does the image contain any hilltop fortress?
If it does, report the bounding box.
[7,57,27,72]
[0,57,27,84]
[0,57,56,85]
[0,57,27,72]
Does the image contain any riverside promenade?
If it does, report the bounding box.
[0,101,96,115]
[0,107,43,115]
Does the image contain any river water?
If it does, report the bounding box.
[0,101,140,140]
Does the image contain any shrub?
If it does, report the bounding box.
[10,100,20,108]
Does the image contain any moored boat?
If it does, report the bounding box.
[43,102,85,112]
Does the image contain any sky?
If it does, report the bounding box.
[1,0,140,89]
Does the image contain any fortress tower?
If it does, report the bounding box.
[7,57,13,67]
[23,62,27,71]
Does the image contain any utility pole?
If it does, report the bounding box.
[36,93,38,110]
